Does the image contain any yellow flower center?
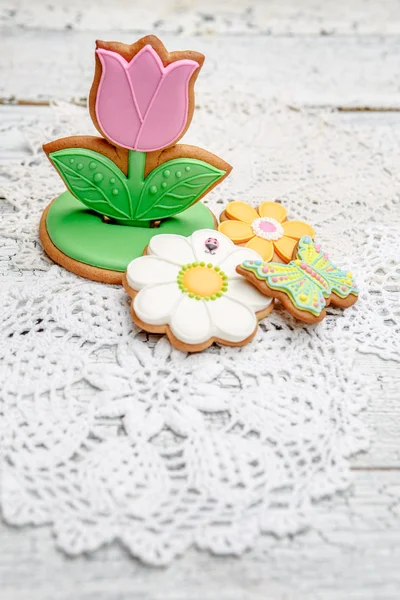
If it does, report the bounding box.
[177,262,228,301]
[183,266,223,296]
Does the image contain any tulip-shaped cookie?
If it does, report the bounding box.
[40,36,231,283]
[95,45,198,151]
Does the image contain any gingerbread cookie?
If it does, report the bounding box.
[40,35,231,283]
[218,200,314,262]
[123,229,274,352]
[236,236,358,324]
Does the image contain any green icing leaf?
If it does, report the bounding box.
[50,150,226,223]
[134,159,226,221]
[49,148,133,220]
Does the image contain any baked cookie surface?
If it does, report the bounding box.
[123,229,274,351]
[40,35,231,282]
[236,236,359,324]
[219,200,314,261]
[40,191,216,283]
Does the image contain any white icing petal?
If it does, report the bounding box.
[126,256,179,290]
[207,296,257,343]
[225,279,272,312]
[219,247,263,279]
[148,234,195,265]
[190,229,234,266]
[170,296,212,345]
[134,283,181,325]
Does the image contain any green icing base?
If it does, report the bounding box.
[45,191,216,272]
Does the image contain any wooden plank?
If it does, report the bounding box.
[0,470,399,599]
[1,4,399,595]
[0,105,53,162]
[2,0,400,35]
[2,30,400,108]
[352,355,400,469]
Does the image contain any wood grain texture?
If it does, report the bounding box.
[2,0,400,35]
[1,0,400,594]
[2,30,400,108]
[0,470,399,600]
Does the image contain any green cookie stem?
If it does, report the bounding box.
[108,150,169,227]
[113,150,148,226]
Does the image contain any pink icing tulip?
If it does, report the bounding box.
[95,45,199,152]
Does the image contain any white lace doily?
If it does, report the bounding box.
[0,98,399,565]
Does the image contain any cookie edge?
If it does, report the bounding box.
[39,199,218,284]
[122,272,274,352]
[235,265,326,324]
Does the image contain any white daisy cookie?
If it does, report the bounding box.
[123,229,274,352]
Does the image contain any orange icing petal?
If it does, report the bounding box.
[282,220,315,240]
[225,201,259,224]
[245,236,274,261]
[218,219,254,243]
[274,236,298,262]
[258,202,287,223]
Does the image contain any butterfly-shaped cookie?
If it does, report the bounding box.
[236,236,359,323]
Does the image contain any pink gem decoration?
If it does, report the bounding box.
[315,244,321,252]
[95,45,199,151]
[313,302,319,308]
[259,220,276,233]
[262,266,269,273]
[272,277,279,283]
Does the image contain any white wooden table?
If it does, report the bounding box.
[1,1,400,598]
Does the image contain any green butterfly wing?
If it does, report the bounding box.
[296,236,359,299]
[240,259,329,316]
